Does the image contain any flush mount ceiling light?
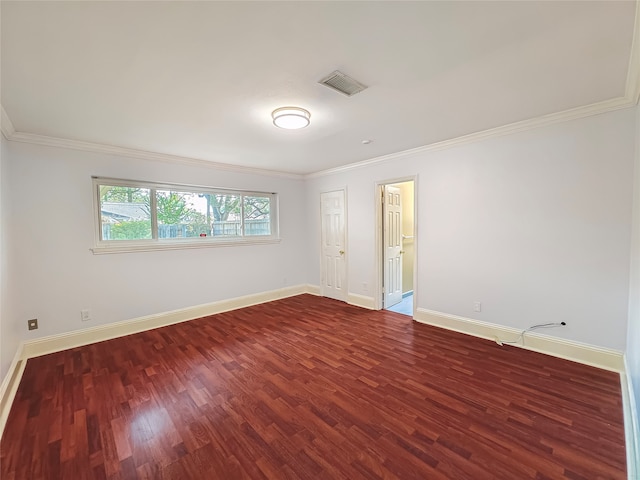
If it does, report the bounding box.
[272,107,310,129]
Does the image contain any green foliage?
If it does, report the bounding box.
[186,224,211,237]
[101,186,149,204]
[156,193,190,225]
[101,186,270,238]
[101,186,206,226]
[110,220,152,240]
[157,192,207,225]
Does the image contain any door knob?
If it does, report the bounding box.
[400,250,405,254]
[339,250,345,255]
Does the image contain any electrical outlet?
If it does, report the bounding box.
[81,309,91,322]
[474,301,482,312]
[362,282,368,292]
[27,318,38,330]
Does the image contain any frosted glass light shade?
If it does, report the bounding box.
[272,107,310,129]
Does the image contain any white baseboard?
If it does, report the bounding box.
[347,292,376,310]
[304,285,373,308]
[0,344,25,438]
[2,289,631,451]
[0,284,316,438]
[305,284,321,296]
[21,284,311,360]
[414,308,624,372]
[622,358,640,479]
[414,308,638,475]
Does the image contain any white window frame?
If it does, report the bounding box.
[92,177,280,254]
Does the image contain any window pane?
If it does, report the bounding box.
[156,190,211,238]
[95,178,278,251]
[243,196,271,236]
[100,186,152,240]
[206,194,242,237]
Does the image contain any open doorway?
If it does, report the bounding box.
[376,179,416,316]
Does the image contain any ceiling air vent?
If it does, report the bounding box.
[318,70,367,97]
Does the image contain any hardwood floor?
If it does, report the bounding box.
[0,294,626,479]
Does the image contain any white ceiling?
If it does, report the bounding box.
[1,1,637,175]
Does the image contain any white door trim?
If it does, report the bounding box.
[374,176,418,313]
[319,188,348,302]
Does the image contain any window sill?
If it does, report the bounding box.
[91,237,281,255]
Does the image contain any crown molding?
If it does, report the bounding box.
[2,118,302,180]
[2,2,639,179]
[305,96,635,179]
[3,3,640,183]
[2,95,635,181]
[308,1,640,179]
[1,106,15,140]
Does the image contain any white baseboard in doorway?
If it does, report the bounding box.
[414,308,625,372]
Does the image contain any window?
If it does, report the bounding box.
[93,178,278,253]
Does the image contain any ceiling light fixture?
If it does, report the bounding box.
[272,107,310,130]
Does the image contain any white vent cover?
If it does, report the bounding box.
[318,70,367,97]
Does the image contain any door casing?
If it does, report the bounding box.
[320,188,348,301]
[374,176,418,313]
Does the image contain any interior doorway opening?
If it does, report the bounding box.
[378,179,416,316]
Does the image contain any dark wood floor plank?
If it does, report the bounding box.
[1,294,627,479]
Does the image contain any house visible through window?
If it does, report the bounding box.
[94,178,278,252]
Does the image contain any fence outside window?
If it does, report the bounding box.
[102,219,272,240]
[93,177,279,252]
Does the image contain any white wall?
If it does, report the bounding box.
[0,133,19,380]
[307,108,636,351]
[2,141,308,357]
[628,105,640,418]
[1,106,636,380]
